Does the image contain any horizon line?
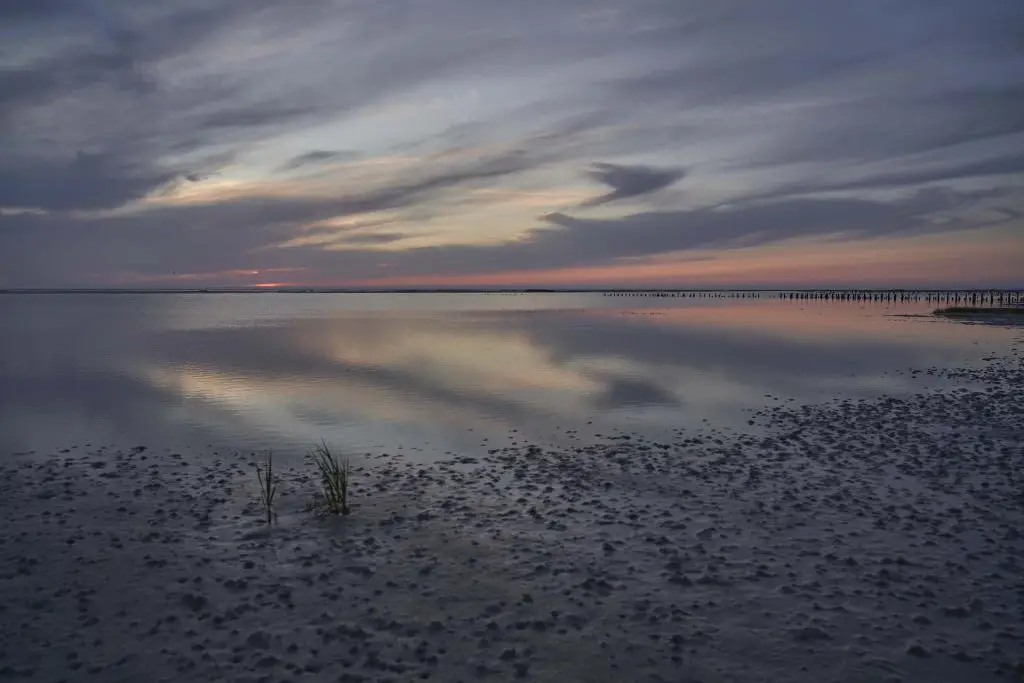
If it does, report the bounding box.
[2,286,1023,294]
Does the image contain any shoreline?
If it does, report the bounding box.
[2,348,1021,682]
[934,307,1024,326]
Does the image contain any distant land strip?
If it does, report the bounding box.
[0,287,1022,296]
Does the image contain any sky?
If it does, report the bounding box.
[1,0,1022,289]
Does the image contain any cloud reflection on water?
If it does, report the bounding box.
[0,294,1013,458]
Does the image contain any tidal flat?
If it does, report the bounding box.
[1,293,1021,682]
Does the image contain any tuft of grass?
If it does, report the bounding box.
[255,451,277,525]
[310,441,350,515]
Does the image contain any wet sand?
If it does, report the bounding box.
[1,346,1021,683]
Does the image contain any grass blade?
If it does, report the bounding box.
[255,451,277,525]
[310,441,350,515]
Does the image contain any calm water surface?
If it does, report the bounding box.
[0,293,1017,460]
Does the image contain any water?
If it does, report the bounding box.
[0,293,1016,459]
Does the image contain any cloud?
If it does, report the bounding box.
[0,138,567,285]
[0,2,291,210]
[495,191,980,274]
[592,377,680,410]
[581,163,684,206]
[335,187,1019,284]
[2,167,1019,289]
[277,150,356,172]
[1,0,1022,286]
[336,232,406,245]
[539,196,925,260]
[822,154,1024,195]
[0,151,177,211]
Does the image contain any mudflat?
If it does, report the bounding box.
[2,346,1021,683]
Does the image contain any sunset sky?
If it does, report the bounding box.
[1,0,1022,288]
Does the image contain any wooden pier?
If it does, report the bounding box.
[598,289,1024,305]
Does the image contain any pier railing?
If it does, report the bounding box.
[597,289,1023,305]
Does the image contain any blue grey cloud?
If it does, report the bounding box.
[278,150,358,172]
[581,163,685,206]
[1,0,1022,285]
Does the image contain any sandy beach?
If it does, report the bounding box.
[2,343,1021,683]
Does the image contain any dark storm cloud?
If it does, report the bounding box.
[581,164,684,206]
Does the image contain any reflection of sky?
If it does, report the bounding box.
[0,294,1016,460]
